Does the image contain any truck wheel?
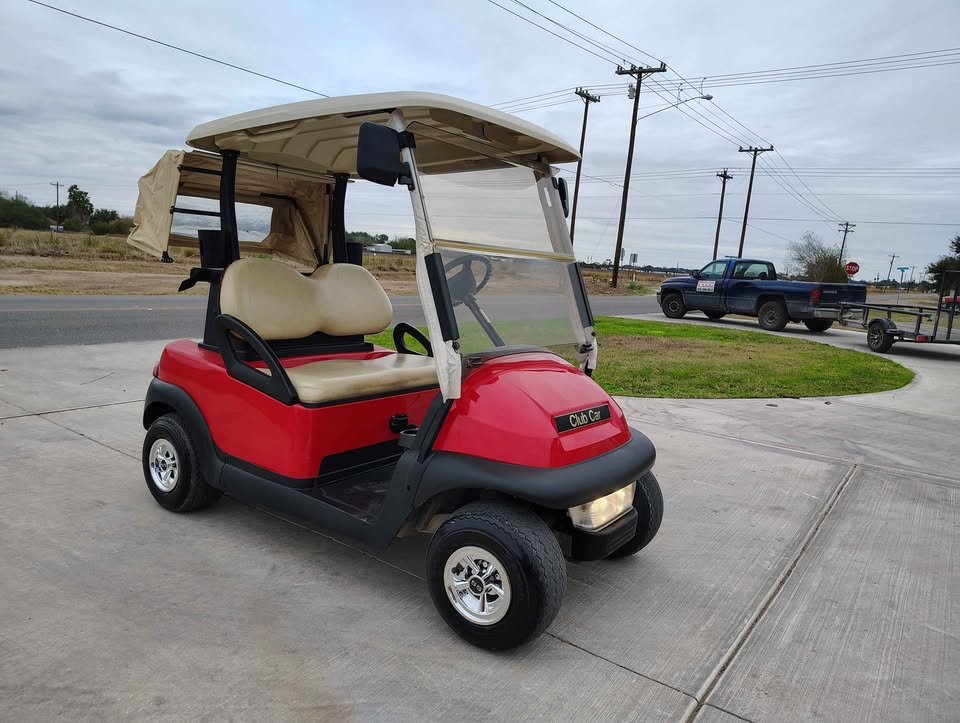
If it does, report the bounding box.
[427,501,566,650]
[662,294,687,319]
[143,414,221,512]
[606,471,663,559]
[867,319,895,353]
[758,300,789,331]
[803,319,834,332]
[704,311,726,320]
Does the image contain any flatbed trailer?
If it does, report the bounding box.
[839,270,959,354]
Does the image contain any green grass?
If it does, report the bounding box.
[373,316,914,399]
[590,317,913,398]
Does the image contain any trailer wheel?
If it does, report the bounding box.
[803,319,834,332]
[427,501,566,650]
[143,414,221,512]
[867,319,895,353]
[704,311,726,320]
[606,471,664,559]
[758,300,789,331]
[662,294,687,319]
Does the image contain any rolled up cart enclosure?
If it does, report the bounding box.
[128,149,333,267]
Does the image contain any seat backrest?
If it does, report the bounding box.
[220,259,393,340]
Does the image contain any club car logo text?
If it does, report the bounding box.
[555,404,611,434]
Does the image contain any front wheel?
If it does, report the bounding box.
[427,501,566,650]
[757,300,789,331]
[803,319,834,332]
[606,471,664,559]
[143,414,221,512]
[661,294,687,319]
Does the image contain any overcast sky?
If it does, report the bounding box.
[2,0,958,280]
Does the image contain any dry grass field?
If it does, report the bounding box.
[0,228,661,296]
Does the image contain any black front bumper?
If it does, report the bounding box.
[567,507,638,561]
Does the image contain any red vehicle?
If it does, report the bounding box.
[129,93,662,649]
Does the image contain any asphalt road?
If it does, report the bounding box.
[0,294,661,348]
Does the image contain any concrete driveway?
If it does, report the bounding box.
[0,331,956,721]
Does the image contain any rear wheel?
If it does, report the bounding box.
[758,300,789,331]
[143,414,221,512]
[606,471,664,559]
[867,319,895,353]
[427,501,566,650]
[704,311,726,320]
[661,294,687,319]
[803,319,834,332]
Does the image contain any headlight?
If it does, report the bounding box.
[568,482,636,531]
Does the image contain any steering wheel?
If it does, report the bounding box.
[443,254,493,306]
[393,322,433,356]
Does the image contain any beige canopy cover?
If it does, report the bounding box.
[127,149,332,266]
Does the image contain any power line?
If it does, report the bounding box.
[24,0,329,97]
[543,0,665,66]
[484,0,621,65]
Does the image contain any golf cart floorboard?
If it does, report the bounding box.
[305,462,398,523]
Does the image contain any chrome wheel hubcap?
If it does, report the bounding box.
[149,439,179,493]
[443,546,511,625]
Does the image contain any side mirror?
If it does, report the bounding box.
[357,122,406,187]
[692,269,701,278]
[552,176,570,218]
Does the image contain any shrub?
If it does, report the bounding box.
[0,194,49,229]
[91,217,134,235]
[63,218,83,232]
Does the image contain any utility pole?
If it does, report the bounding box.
[837,221,855,270]
[569,87,600,244]
[886,254,898,281]
[49,181,62,230]
[908,265,916,290]
[737,146,774,257]
[713,169,733,260]
[610,62,667,288]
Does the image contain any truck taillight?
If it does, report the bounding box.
[810,289,822,304]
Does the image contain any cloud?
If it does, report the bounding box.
[1,0,957,276]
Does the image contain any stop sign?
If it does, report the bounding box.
[845,261,860,277]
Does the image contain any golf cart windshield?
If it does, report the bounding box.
[415,129,587,356]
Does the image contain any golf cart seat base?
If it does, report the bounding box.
[268,353,438,404]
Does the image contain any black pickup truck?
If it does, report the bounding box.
[656,258,867,332]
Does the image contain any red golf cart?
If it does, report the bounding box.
[128,92,662,649]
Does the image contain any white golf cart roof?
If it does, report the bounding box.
[186,91,579,174]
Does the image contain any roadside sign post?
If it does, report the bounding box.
[845,261,860,277]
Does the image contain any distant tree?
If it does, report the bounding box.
[66,184,93,224]
[346,230,376,245]
[91,208,119,224]
[375,233,389,243]
[389,236,416,252]
[926,234,960,288]
[785,231,848,282]
[0,191,50,229]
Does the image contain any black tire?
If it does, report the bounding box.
[703,311,726,320]
[803,319,834,332]
[606,471,664,559]
[757,300,789,331]
[427,501,566,650]
[867,319,895,353]
[142,413,221,512]
[661,294,687,319]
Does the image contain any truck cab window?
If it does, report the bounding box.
[734,262,776,280]
[699,261,726,279]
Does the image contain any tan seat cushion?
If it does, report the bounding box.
[280,354,438,403]
[220,259,393,340]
